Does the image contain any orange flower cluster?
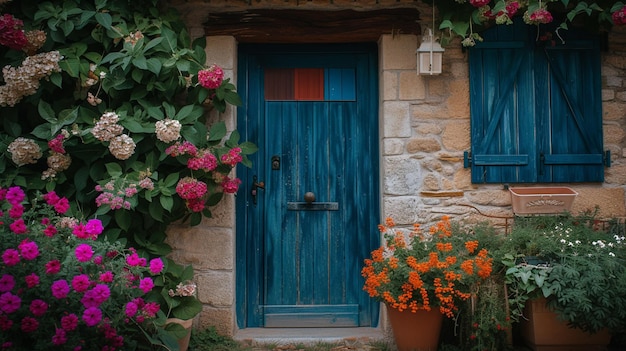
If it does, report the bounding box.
[361,216,494,318]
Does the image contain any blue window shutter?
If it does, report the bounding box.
[537,41,604,182]
[468,22,537,183]
[468,20,605,183]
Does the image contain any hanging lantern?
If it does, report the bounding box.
[416,28,444,75]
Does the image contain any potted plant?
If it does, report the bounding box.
[502,212,626,349]
[361,216,495,351]
[0,186,176,350]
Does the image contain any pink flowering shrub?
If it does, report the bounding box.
[0,186,174,351]
[613,4,626,24]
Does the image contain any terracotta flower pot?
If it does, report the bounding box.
[520,298,611,351]
[386,305,443,351]
[166,318,193,351]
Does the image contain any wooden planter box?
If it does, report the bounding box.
[509,187,578,215]
[520,298,611,351]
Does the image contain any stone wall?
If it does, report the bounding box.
[380,28,626,230]
[166,0,626,336]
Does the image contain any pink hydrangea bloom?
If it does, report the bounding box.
[221,147,243,166]
[0,14,28,50]
[529,8,553,24]
[469,0,490,7]
[221,177,242,194]
[613,5,626,25]
[176,177,208,200]
[197,64,224,89]
[48,134,66,154]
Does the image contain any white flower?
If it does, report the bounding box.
[108,134,136,160]
[154,118,182,143]
[7,137,42,166]
[609,252,616,257]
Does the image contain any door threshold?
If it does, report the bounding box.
[234,327,386,346]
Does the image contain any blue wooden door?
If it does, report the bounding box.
[236,44,380,328]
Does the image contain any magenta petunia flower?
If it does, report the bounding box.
[51,279,70,299]
[82,307,102,327]
[29,299,48,316]
[8,204,24,219]
[85,219,104,237]
[25,273,39,288]
[0,275,15,293]
[0,315,13,331]
[84,284,110,306]
[45,260,61,274]
[9,218,27,234]
[43,225,57,237]
[72,223,89,239]
[53,197,70,214]
[125,301,138,317]
[18,240,39,260]
[75,243,94,262]
[1,249,20,266]
[99,271,114,283]
[60,313,79,331]
[71,274,90,293]
[52,328,68,345]
[143,302,161,317]
[0,292,21,314]
[20,316,39,333]
[5,186,25,206]
[42,191,60,206]
[149,258,164,274]
[125,252,142,267]
[139,277,154,294]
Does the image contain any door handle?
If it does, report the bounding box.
[251,175,265,205]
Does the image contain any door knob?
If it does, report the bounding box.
[251,175,264,205]
[304,192,315,203]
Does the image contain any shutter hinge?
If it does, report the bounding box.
[464,151,472,168]
[604,150,611,167]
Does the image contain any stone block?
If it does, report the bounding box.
[383,101,411,138]
[442,120,470,151]
[422,173,440,191]
[399,71,426,100]
[380,34,417,70]
[604,123,626,144]
[383,156,422,195]
[602,89,616,101]
[166,226,234,270]
[617,90,626,102]
[382,71,398,101]
[383,196,422,224]
[406,137,441,153]
[205,36,237,69]
[602,101,626,120]
[605,163,626,186]
[384,138,405,155]
[198,306,235,337]
[466,189,511,207]
[203,195,235,227]
[445,79,470,118]
[416,123,443,135]
[571,187,626,218]
[196,271,234,306]
[411,101,448,119]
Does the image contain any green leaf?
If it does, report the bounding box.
[146,58,162,75]
[164,172,179,187]
[172,297,202,320]
[105,163,123,177]
[189,212,202,226]
[115,210,132,231]
[38,100,56,123]
[95,12,112,29]
[208,121,226,141]
[132,56,148,70]
[149,200,164,222]
[160,195,173,212]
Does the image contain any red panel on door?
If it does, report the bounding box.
[294,68,324,100]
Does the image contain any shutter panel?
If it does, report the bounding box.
[538,40,604,182]
[469,22,537,183]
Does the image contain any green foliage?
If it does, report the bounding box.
[0,0,255,336]
[423,0,623,46]
[502,213,626,333]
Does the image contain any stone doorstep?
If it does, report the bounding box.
[234,327,386,348]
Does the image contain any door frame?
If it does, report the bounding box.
[235,43,380,329]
